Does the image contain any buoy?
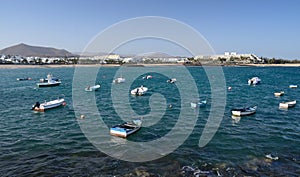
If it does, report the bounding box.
[80,115,85,119]
[228,86,232,91]
[62,102,67,106]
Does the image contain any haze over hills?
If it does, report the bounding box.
[134,52,175,58]
[0,43,74,57]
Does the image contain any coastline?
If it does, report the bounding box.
[241,63,300,67]
[1,63,300,69]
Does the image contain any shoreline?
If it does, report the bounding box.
[1,63,300,69]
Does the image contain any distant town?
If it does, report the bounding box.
[0,43,299,66]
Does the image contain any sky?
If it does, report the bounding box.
[1,0,300,59]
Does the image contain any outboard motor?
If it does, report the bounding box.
[136,88,139,95]
[31,102,40,110]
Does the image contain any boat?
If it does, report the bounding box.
[231,106,257,116]
[274,91,284,97]
[279,100,296,108]
[85,84,100,91]
[110,119,142,138]
[31,98,66,112]
[190,100,207,108]
[143,75,153,79]
[113,77,125,84]
[39,77,59,83]
[248,77,261,85]
[167,78,177,83]
[17,77,32,81]
[36,74,61,87]
[289,85,298,88]
[131,86,148,96]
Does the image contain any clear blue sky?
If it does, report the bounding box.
[1,0,299,59]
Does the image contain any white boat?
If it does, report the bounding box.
[85,84,100,91]
[143,75,153,79]
[110,119,142,138]
[37,74,61,87]
[31,98,65,112]
[167,78,177,83]
[131,86,148,96]
[190,100,207,108]
[248,77,261,85]
[274,91,284,97]
[17,77,32,81]
[279,100,296,108]
[289,85,298,88]
[113,77,125,84]
[231,106,257,116]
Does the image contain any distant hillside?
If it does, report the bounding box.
[0,43,74,57]
[136,52,174,58]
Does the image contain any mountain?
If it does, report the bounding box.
[0,43,74,57]
[136,52,174,58]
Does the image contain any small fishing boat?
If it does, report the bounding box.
[131,86,148,96]
[31,98,66,112]
[36,74,61,87]
[17,77,32,81]
[113,77,125,84]
[289,85,298,88]
[85,84,100,91]
[190,100,207,108]
[143,75,153,79]
[167,78,177,83]
[248,77,261,85]
[274,91,284,97]
[231,106,257,116]
[110,119,142,138]
[279,100,296,108]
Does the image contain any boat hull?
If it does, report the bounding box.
[279,100,296,108]
[248,77,261,85]
[231,106,257,116]
[32,98,65,112]
[131,87,148,96]
[85,85,100,91]
[110,119,142,138]
[37,81,61,87]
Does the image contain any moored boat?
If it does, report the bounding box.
[279,100,296,108]
[110,119,142,138]
[274,91,284,97]
[17,77,32,81]
[31,98,66,112]
[248,77,261,85]
[231,106,257,116]
[289,85,298,88]
[167,78,177,83]
[113,77,125,84]
[143,75,153,79]
[190,99,207,108]
[36,74,61,87]
[85,84,101,91]
[131,86,148,96]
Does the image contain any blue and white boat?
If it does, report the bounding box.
[37,74,61,87]
[110,119,142,138]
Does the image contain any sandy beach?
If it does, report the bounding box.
[0,63,184,69]
[1,63,300,69]
[241,63,300,67]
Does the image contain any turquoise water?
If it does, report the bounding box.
[0,66,299,176]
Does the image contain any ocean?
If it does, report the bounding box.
[0,66,299,176]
